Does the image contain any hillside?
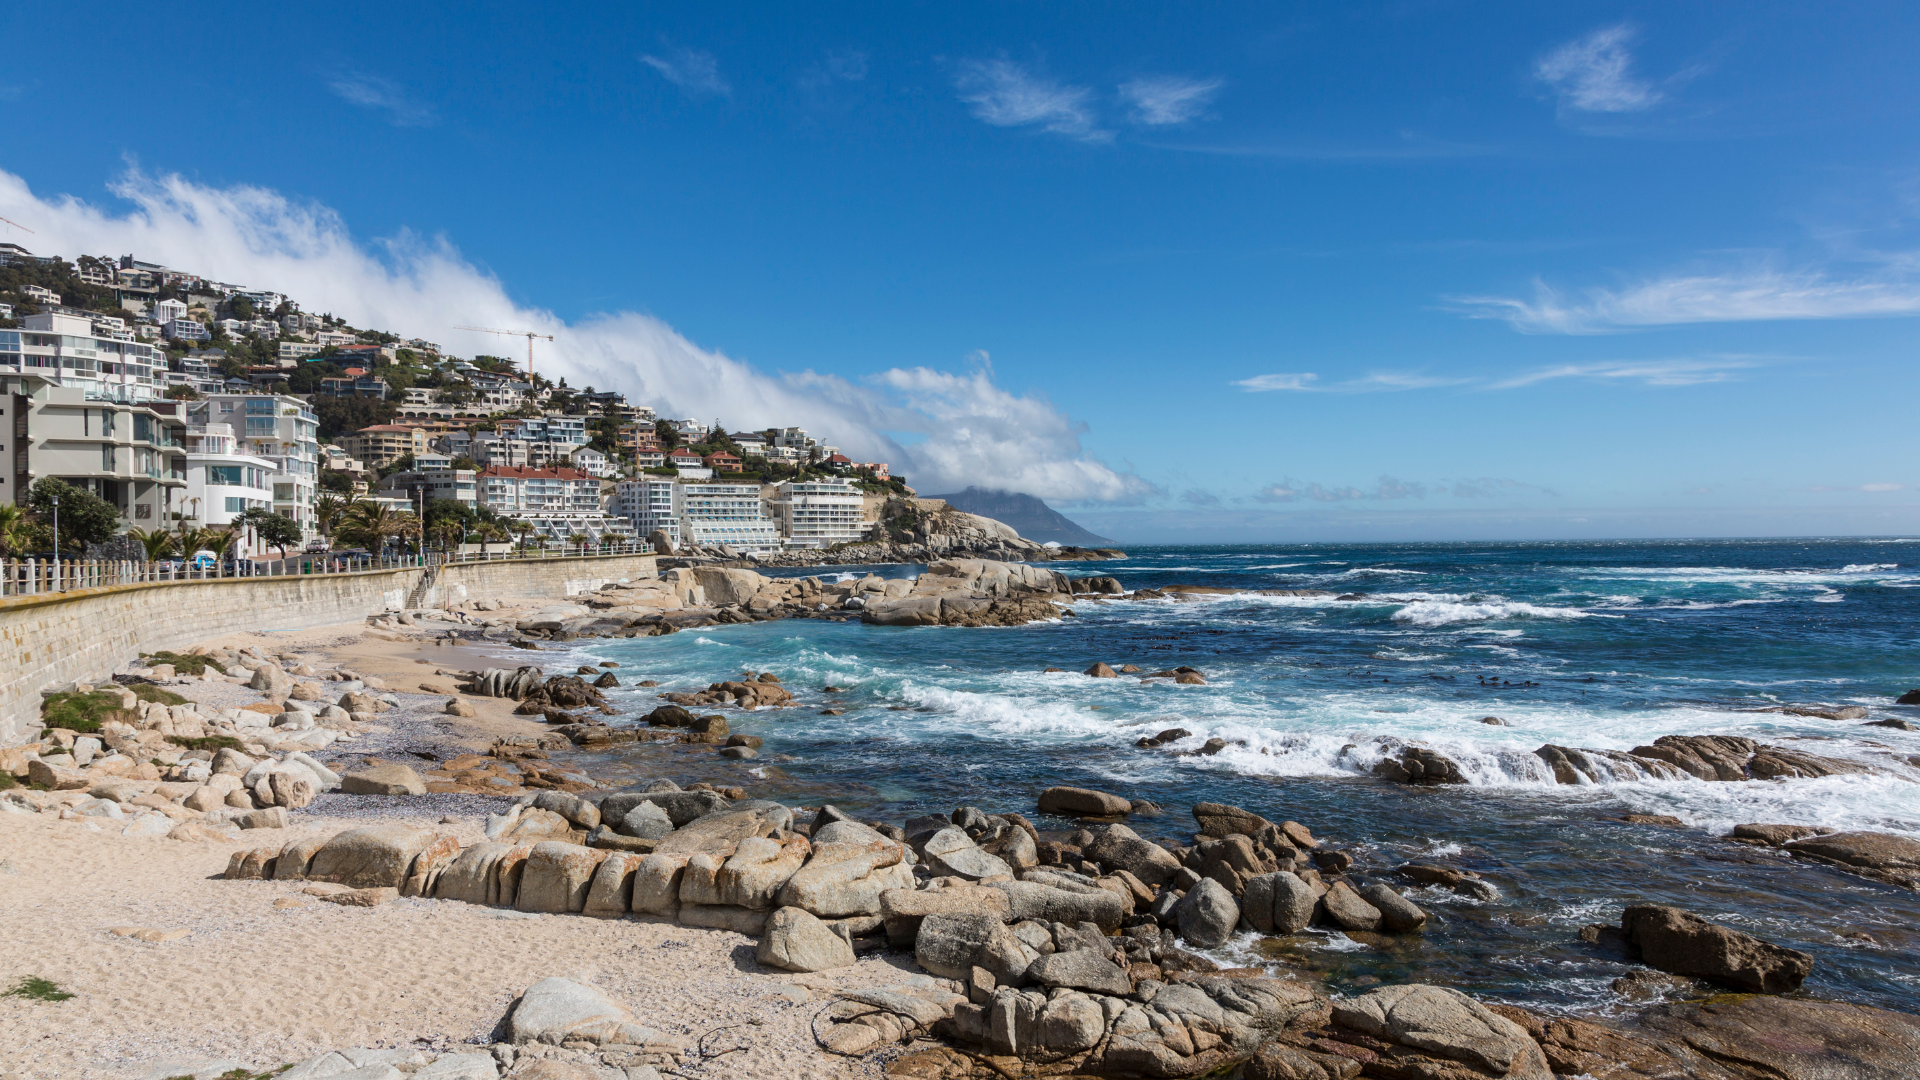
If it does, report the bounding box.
[923,487,1114,546]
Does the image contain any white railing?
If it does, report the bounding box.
[0,541,652,597]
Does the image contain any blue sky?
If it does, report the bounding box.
[5,2,1919,541]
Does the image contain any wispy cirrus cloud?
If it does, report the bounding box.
[642,47,730,97]
[326,70,437,127]
[1119,76,1223,126]
[954,59,1108,142]
[1232,371,1469,393]
[1534,24,1663,114]
[1489,357,1762,389]
[1450,268,1920,333]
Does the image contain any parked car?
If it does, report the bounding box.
[303,539,331,554]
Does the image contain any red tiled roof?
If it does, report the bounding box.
[354,424,425,433]
[825,453,853,463]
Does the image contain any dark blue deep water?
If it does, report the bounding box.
[504,540,1920,1016]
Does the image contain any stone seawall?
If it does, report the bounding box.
[0,553,657,745]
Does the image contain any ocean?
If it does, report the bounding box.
[548,539,1920,1016]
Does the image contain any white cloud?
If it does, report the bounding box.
[326,70,437,127]
[1119,76,1222,126]
[1451,269,1920,333]
[1806,482,1907,493]
[876,359,1155,501]
[641,48,730,97]
[0,166,1142,503]
[954,59,1108,142]
[1233,371,1467,393]
[1490,357,1760,389]
[1233,372,1318,391]
[1534,24,1662,114]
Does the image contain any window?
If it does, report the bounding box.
[134,415,152,442]
[207,465,242,485]
[100,410,115,436]
[225,497,245,512]
[102,444,117,471]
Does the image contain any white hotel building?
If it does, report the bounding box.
[771,477,869,548]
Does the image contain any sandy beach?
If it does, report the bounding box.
[0,605,901,1080]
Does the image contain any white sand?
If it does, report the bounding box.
[0,604,912,1080]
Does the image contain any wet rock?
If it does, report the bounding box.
[1623,813,1686,827]
[1783,831,1920,889]
[1629,734,1869,782]
[1134,727,1191,748]
[1480,715,1508,726]
[1622,904,1813,993]
[1608,968,1706,1002]
[1173,877,1239,948]
[1174,671,1207,685]
[1372,745,1467,785]
[1359,883,1427,932]
[1085,662,1117,678]
[757,906,856,972]
[1245,870,1318,935]
[1732,823,1834,846]
[1638,995,1920,1080]
[1395,863,1500,901]
[1781,704,1869,721]
[1321,881,1383,932]
[1487,1000,1722,1079]
[1037,785,1131,818]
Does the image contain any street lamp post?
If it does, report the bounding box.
[50,495,60,591]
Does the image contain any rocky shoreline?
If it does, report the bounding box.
[5,561,1920,1078]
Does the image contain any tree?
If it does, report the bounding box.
[28,479,120,553]
[202,528,237,567]
[0,504,34,557]
[429,520,465,553]
[238,507,302,560]
[319,470,357,494]
[126,526,177,562]
[423,498,475,534]
[314,494,352,537]
[335,501,420,553]
[310,395,398,442]
[165,385,201,400]
[654,421,681,450]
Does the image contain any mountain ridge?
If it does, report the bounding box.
[923,487,1115,546]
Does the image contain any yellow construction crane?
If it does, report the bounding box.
[453,325,554,380]
[0,214,33,234]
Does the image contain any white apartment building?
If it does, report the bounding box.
[24,284,61,305]
[570,446,613,478]
[2,375,188,524]
[152,298,188,324]
[665,418,709,441]
[278,341,323,362]
[183,423,278,527]
[676,481,782,556]
[183,393,319,533]
[0,312,169,403]
[613,478,679,546]
[478,465,630,543]
[314,329,358,348]
[772,477,869,548]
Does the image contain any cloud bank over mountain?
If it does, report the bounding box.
[0,167,1145,502]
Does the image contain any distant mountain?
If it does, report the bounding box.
[926,487,1115,546]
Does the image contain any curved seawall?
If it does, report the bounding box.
[0,553,656,744]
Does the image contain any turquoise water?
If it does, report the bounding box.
[528,540,1920,1014]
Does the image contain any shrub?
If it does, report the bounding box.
[129,684,188,707]
[39,691,129,734]
[140,651,224,676]
[5,976,74,1001]
[0,773,15,791]
[166,735,243,753]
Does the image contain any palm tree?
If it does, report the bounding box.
[567,532,591,555]
[430,520,464,554]
[314,494,352,539]
[506,518,535,551]
[126,526,177,562]
[335,502,411,552]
